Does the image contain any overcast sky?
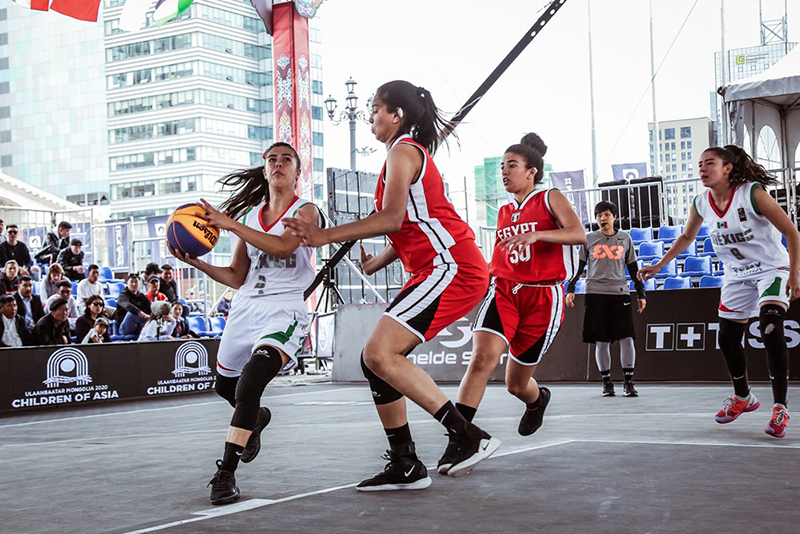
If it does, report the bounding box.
[316,0,800,193]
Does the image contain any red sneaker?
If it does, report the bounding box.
[765,405,790,438]
[714,394,760,424]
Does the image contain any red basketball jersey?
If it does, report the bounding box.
[490,189,578,283]
[374,135,475,273]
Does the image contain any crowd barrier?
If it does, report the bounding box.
[331,288,800,384]
[0,338,219,414]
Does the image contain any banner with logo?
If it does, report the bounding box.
[146,214,170,265]
[24,226,49,254]
[71,221,93,265]
[611,162,648,182]
[105,219,131,270]
[1,339,219,413]
[550,170,590,226]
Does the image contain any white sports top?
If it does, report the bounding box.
[693,182,789,279]
[238,196,318,297]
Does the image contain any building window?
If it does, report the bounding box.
[1,155,12,167]
[312,132,323,146]
[680,126,692,139]
[0,58,8,70]
[0,106,9,118]
[681,141,686,149]
[313,158,324,172]
[0,33,7,46]
[0,130,9,143]
[311,106,323,120]
[312,80,323,95]
[0,82,8,94]
[664,128,676,140]
[0,9,6,21]
[687,141,692,149]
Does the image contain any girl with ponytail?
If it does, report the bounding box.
[284,80,499,490]
[640,145,799,438]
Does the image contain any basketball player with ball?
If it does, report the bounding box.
[168,142,321,505]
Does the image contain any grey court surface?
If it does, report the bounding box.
[2,382,799,534]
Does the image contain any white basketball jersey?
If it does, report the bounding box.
[238,197,317,297]
[693,182,789,279]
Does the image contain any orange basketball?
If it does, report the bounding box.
[166,204,219,257]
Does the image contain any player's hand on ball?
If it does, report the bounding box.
[565,292,575,307]
[168,242,201,267]
[195,199,230,231]
[283,211,327,247]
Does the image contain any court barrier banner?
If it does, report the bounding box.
[0,338,219,414]
[331,289,800,383]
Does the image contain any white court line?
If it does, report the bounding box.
[579,438,800,450]
[0,387,361,429]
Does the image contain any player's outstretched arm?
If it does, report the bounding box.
[753,186,800,300]
[639,207,703,281]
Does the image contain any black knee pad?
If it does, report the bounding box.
[759,304,786,345]
[231,346,284,430]
[215,374,238,408]
[361,351,403,405]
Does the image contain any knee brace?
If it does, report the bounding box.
[231,346,284,430]
[361,351,403,405]
[759,304,786,346]
[215,375,238,408]
[760,304,789,395]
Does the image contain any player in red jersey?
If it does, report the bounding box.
[283,80,498,491]
[437,133,586,474]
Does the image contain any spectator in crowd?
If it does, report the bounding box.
[158,264,179,303]
[76,264,102,313]
[0,224,33,275]
[171,302,198,338]
[45,280,79,330]
[0,294,33,347]
[139,300,176,341]
[33,298,71,346]
[115,273,151,336]
[39,262,65,303]
[1,259,20,294]
[57,239,86,281]
[75,294,109,343]
[35,220,71,265]
[81,317,110,344]
[144,262,162,280]
[145,275,168,303]
[14,275,44,329]
[216,289,233,316]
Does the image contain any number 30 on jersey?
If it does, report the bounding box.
[508,245,531,264]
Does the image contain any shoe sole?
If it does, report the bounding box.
[765,426,787,438]
[241,407,272,464]
[602,392,615,397]
[715,399,761,424]
[211,488,241,505]
[437,463,452,475]
[447,437,501,478]
[624,391,638,397]
[356,476,432,492]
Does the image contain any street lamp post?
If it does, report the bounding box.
[324,77,369,171]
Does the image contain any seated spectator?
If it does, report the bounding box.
[81,317,110,344]
[75,294,109,343]
[0,224,33,276]
[158,264,179,303]
[39,262,65,303]
[76,264,102,313]
[0,294,33,347]
[138,300,176,341]
[1,259,20,295]
[144,262,162,280]
[145,275,168,303]
[170,302,198,339]
[45,280,79,330]
[33,298,71,346]
[14,275,44,329]
[114,274,151,336]
[35,220,71,265]
[216,289,232,316]
[57,238,86,281]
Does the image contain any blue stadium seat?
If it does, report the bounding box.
[208,316,226,337]
[630,227,653,245]
[699,276,724,288]
[99,266,113,282]
[107,282,124,298]
[637,241,664,261]
[105,298,117,309]
[695,224,711,242]
[676,240,697,259]
[629,278,656,291]
[574,278,586,294]
[71,281,78,295]
[663,276,691,290]
[651,258,677,279]
[699,237,716,257]
[32,283,40,295]
[655,225,682,244]
[187,316,210,336]
[680,256,712,278]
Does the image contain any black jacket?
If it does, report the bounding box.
[0,241,33,270]
[56,248,86,281]
[35,231,69,265]
[0,275,18,295]
[114,288,152,323]
[0,314,34,347]
[14,292,45,326]
[75,315,111,343]
[32,314,70,346]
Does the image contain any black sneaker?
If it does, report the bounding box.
[437,433,459,475]
[446,423,501,478]
[356,451,432,492]
[602,382,616,397]
[518,386,551,436]
[241,407,272,463]
[208,460,240,505]
[623,382,639,397]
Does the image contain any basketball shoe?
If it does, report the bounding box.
[714,393,760,424]
[446,422,501,478]
[437,433,459,475]
[356,451,432,491]
[518,386,551,436]
[765,404,789,438]
[208,460,240,505]
[241,407,271,463]
[602,382,615,397]
[623,382,638,397]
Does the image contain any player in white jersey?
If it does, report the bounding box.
[168,142,321,504]
[640,146,799,438]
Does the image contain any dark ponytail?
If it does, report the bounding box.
[375,80,456,155]
[218,142,302,220]
[505,133,546,184]
[704,145,777,186]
